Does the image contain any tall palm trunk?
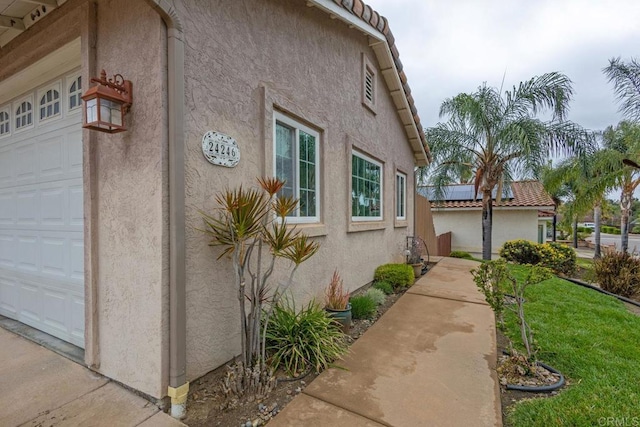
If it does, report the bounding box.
[572,217,579,249]
[594,203,602,259]
[621,190,633,252]
[482,190,493,260]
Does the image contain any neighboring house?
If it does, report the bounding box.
[419,181,555,255]
[0,0,431,412]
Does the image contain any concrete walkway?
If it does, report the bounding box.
[0,328,185,427]
[269,257,501,427]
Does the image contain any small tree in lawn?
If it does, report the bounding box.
[200,177,319,399]
[472,260,552,361]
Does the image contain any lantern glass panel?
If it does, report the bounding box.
[86,98,98,123]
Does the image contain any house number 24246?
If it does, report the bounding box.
[201,131,241,168]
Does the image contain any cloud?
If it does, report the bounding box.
[365,0,640,129]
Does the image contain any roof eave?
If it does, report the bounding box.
[307,0,430,167]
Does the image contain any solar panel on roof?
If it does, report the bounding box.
[419,184,514,202]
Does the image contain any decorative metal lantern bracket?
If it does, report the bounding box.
[91,70,133,113]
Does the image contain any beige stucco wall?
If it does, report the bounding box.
[178,0,417,380]
[432,209,539,254]
[90,0,168,398]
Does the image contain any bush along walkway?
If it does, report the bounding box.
[268,257,501,427]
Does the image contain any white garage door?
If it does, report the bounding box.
[0,69,85,348]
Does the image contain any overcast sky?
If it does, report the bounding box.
[365,0,640,132]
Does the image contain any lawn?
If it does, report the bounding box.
[503,264,640,426]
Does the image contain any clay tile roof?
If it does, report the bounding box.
[422,181,555,209]
[324,0,430,162]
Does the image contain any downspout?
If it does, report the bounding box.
[144,0,188,419]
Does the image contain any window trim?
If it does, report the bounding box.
[273,111,321,224]
[0,106,10,138]
[13,95,34,133]
[37,82,62,123]
[351,150,384,222]
[396,171,407,221]
[66,72,82,113]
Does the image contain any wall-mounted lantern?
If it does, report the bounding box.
[81,70,132,133]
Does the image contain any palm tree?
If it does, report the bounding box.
[600,121,640,252]
[604,57,640,122]
[424,72,591,260]
[541,154,611,258]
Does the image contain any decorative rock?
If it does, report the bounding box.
[300,381,306,385]
[295,387,302,393]
[245,421,252,427]
[258,403,266,412]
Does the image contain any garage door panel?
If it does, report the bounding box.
[0,178,83,233]
[19,280,41,323]
[17,235,39,273]
[0,67,83,348]
[70,239,84,281]
[42,286,67,332]
[15,142,38,183]
[69,184,83,226]
[42,237,67,278]
[16,189,38,226]
[39,135,65,179]
[0,276,17,315]
[67,129,83,172]
[41,186,66,226]
[0,190,12,225]
[0,234,13,268]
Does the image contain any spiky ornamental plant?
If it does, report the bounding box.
[200,177,319,397]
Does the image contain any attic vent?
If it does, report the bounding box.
[365,69,374,103]
[362,53,377,113]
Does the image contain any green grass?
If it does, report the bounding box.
[503,263,640,426]
[575,257,593,269]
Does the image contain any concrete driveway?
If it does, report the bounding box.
[0,328,184,427]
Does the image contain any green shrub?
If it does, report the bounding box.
[594,251,640,298]
[350,295,377,319]
[632,225,640,234]
[265,299,348,376]
[364,288,386,305]
[374,263,413,288]
[538,242,577,276]
[450,250,473,260]
[613,228,621,235]
[372,280,394,295]
[499,240,576,276]
[499,239,541,265]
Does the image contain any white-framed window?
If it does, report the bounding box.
[273,111,320,223]
[0,108,9,137]
[68,74,82,111]
[38,84,61,121]
[396,172,406,220]
[15,98,33,130]
[351,151,383,221]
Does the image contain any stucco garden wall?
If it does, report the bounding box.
[432,209,539,254]
[178,0,417,380]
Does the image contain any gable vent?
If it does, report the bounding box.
[365,69,374,103]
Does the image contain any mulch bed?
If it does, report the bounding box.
[182,277,417,427]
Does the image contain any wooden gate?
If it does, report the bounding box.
[415,194,439,256]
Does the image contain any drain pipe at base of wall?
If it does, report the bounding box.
[144,0,188,419]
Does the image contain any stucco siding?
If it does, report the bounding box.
[90,0,168,398]
[179,0,416,380]
[433,209,539,254]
